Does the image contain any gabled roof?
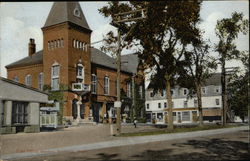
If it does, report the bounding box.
[5,50,43,69]
[91,48,133,73]
[5,48,137,74]
[43,2,91,31]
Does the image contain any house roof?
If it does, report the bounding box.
[0,76,48,95]
[203,73,221,86]
[5,48,137,74]
[43,2,91,31]
[121,53,139,74]
[5,50,43,68]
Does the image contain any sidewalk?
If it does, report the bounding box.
[1,125,248,160]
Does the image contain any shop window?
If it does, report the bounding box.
[12,101,28,124]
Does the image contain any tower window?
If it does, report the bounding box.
[61,38,64,47]
[51,64,60,90]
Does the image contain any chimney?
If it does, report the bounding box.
[28,38,36,57]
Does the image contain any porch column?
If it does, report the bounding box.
[0,99,3,127]
[5,101,12,125]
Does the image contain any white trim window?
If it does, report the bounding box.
[161,89,166,97]
[215,86,221,93]
[91,74,97,94]
[183,89,188,95]
[184,100,188,108]
[104,76,109,95]
[38,72,44,90]
[51,64,60,90]
[158,102,161,108]
[126,82,131,98]
[202,87,206,94]
[215,98,220,105]
[25,74,32,86]
[194,99,198,107]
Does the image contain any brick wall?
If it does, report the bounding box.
[7,64,43,89]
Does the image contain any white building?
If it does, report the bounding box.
[145,73,222,124]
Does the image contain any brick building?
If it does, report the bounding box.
[5,2,144,124]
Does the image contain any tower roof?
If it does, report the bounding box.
[43,2,91,31]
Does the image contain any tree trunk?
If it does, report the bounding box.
[221,53,227,126]
[165,75,173,130]
[196,82,203,127]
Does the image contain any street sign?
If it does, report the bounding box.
[114,101,121,108]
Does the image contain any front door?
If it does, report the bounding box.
[92,103,101,122]
[177,112,181,123]
[72,99,78,119]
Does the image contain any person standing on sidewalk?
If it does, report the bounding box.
[133,117,137,128]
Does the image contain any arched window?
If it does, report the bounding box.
[91,74,97,94]
[51,62,60,90]
[54,40,57,48]
[51,41,54,50]
[104,76,109,95]
[25,74,32,86]
[76,40,79,49]
[61,38,64,47]
[73,39,76,48]
[38,72,43,90]
[48,41,50,50]
[79,42,82,50]
[57,39,60,48]
[77,63,84,83]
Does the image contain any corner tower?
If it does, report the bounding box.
[42,2,92,118]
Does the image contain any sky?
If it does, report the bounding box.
[0,1,249,79]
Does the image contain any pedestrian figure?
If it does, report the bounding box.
[133,117,137,128]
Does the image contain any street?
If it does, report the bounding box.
[0,125,249,160]
[12,128,249,160]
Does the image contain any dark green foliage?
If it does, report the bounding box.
[228,53,249,122]
[43,84,68,125]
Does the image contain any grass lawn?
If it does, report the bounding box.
[119,124,237,137]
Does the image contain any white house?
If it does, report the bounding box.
[145,73,222,124]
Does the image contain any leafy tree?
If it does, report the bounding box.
[215,12,249,125]
[182,40,217,126]
[99,1,202,130]
[228,52,249,123]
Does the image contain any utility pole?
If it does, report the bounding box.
[113,8,147,136]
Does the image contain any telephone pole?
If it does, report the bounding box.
[113,8,147,136]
